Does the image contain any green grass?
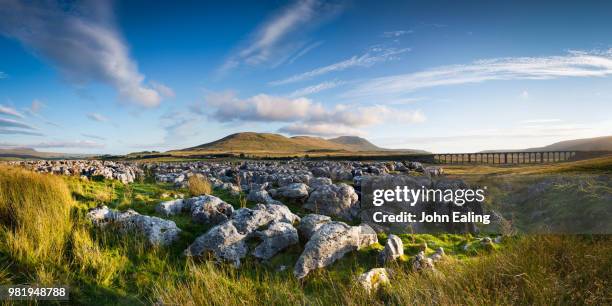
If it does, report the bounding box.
[0,165,610,305]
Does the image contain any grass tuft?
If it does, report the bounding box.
[0,166,73,267]
[188,175,212,196]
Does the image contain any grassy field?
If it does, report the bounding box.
[0,163,611,305]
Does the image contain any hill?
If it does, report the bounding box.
[177,132,426,155]
[328,136,382,151]
[0,147,92,160]
[480,135,612,153]
[527,135,612,151]
[0,147,59,159]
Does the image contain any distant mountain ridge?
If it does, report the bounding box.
[481,135,612,153]
[327,136,382,151]
[527,136,612,151]
[0,148,91,159]
[179,132,427,153]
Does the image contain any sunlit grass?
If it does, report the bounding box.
[0,164,610,305]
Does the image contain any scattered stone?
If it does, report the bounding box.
[232,203,300,235]
[430,247,445,262]
[412,251,435,272]
[424,166,444,176]
[232,205,278,235]
[11,160,141,183]
[358,268,390,294]
[379,234,404,263]
[294,222,378,279]
[252,222,299,260]
[247,189,282,205]
[308,177,333,190]
[87,206,181,246]
[303,183,359,220]
[271,183,310,201]
[190,195,234,225]
[156,199,187,216]
[184,221,248,267]
[297,214,332,241]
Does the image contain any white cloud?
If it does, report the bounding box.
[207,92,324,122]
[0,1,164,107]
[307,104,426,127]
[151,81,176,98]
[270,47,410,85]
[289,80,344,97]
[204,92,425,136]
[219,0,339,72]
[0,72,6,78]
[0,128,43,136]
[0,117,35,130]
[279,123,365,137]
[160,111,201,145]
[87,113,109,122]
[30,140,104,149]
[288,40,324,64]
[81,133,106,141]
[0,104,24,118]
[382,30,413,38]
[347,49,612,97]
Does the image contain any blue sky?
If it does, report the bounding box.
[1,0,612,154]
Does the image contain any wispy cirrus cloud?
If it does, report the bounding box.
[28,140,104,149]
[287,40,324,64]
[346,49,612,97]
[87,113,109,122]
[0,128,44,136]
[0,1,170,107]
[0,104,24,118]
[219,0,342,73]
[0,72,6,79]
[382,30,413,38]
[0,117,36,130]
[81,133,106,141]
[289,80,345,97]
[270,47,410,85]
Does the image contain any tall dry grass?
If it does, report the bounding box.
[188,175,212,196]
[0,166,73,267]
[153,235,611,305]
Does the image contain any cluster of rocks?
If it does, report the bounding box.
[73,158,510,292]
[184,202,301,266]
[147,160,441,189]
[156,195,234,225]
[357,234,448,293]
[145,160,445,224]
[87,205,181,246]
[7,160,142,184]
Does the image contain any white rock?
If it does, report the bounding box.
[358,268,390,293]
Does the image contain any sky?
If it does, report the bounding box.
[1,0,612,154]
